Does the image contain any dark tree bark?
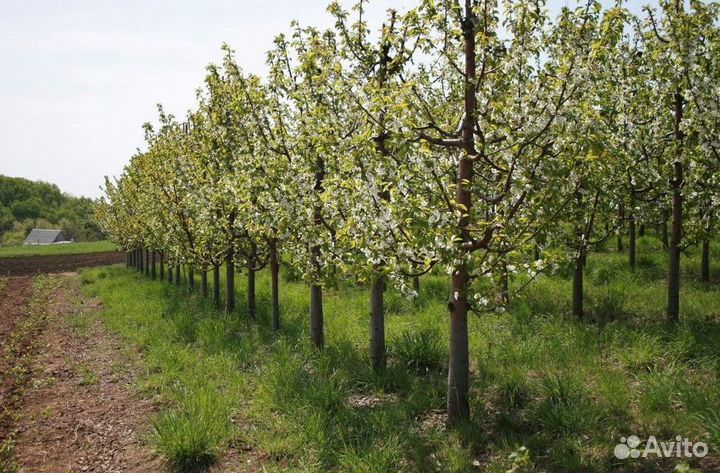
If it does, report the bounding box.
[174,265,181,286]
[413,275,420,295]
[667,89,684,323]
[151,251,156,280]
[617,202,625,253]
[572,249,586,320]
[226,250,235,313]
[639,224,646,237]
[145,249,150,276]
[247,266,256,320]
[270,243,281,331]
[309,154,325,348]
[159,251,165,280]
[446,0,476,425]
[369,274,386,370]
[310,283,324,348]
[701,240,710,282]
[213,265,221,308]
[500,257,510,306]
[188,266,195,291]
[629,215,636,271]
[201,270,208,297]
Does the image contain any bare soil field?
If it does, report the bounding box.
[0,252,124,277]
[0,275,160,472]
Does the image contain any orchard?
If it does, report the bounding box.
[95,0,720,438]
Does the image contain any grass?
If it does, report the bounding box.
[78,235,720,472]
[0,240,117,258]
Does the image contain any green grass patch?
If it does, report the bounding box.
[0,240,117,258]
[79,243,720,473]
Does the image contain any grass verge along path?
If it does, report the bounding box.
[79,238,720,473]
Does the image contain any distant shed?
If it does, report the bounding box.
[23,229,69,246]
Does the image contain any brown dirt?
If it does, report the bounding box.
[0,277,33,357]
[0,252,125,277]
[0,277,34,439]
[6,276,161,472]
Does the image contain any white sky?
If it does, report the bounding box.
[0,0,652,199]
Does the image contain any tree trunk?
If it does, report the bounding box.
[247,266,256,320]
[174,265,181,286]
[226,250,235,313]
[447,0,475,425]
[159,252,164,280]
[310,151,325,348]
[667,90,684,323]
[639,224,646,237]
[629,216,636,271]
[617,202,624,252]
[448,263,470,424]
[500,257,510,306]
[310,284,324,348]
[572,248,585,320]
[270,245,281,331]
[151,251,156,280]
[188,266,195,291]
[138,248,143,273]
[213,265,221,308]
[201,271,208,297]
[370,274,386,370]
[413,275,420,295]
[701,240,710,282]
[145,249,150,276]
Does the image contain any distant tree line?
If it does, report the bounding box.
[0,175,103,245]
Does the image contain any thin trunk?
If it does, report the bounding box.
[370,274,386,370]
[174,264,181,286]
[638,224,646,237]
[201,270,208,297]
[138,248,143,273]
[701,240,710,282]
[667,89,684,323]
[617,202,625,253]
[310,284,324,348]
[188,266,195,291]
[270,244,281,331]
[213,265,221,308]
[572,248,585,320]
[226,249,235,313]
[629,216,636,271]
[413,275,420,295]
[159,252,164,280]
[247,266,256,320]
[145,249,150,276]
[151,250,156,280]
[447,0,475,425]
[500,257,510,306]
[309,153,325,348]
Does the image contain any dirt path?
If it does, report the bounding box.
[0,277,33,355]
[0,252,125,277]
[1,275,161,472]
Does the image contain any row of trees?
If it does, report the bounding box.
[95,0,720,424]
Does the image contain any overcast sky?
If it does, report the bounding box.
[0,0,652,199]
